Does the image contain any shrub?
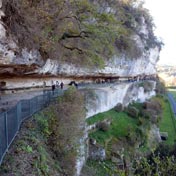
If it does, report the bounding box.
[155,80,166,95]
[115,103,123,112]
[45,87,85,175]
[126,106,139,118]
[141,100,162,123]
[143,100,162,115]
[35,113,51,137]
[126,126,138,146]
[138,117,146,126]
[97,121,110,132]
[140,109,150,119]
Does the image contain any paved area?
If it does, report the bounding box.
[0,89,45,112]
[0,80,153,112]
[167,93,176,117]
[0,87,65,112]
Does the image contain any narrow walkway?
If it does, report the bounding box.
[0,89,45,112]
[0,80,154,112]
[0,88,66,112]
[167,93,176,117]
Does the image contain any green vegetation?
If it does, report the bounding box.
[83,94,176,175]
[0,87,85,176]
[89,111,138,145]
[156,80,166,94]
[0,116,62,176]
[169,89,176,100]
[87,109,114,125]
[138,81,154,92]
[81,160,125,176]
[3,0,162,67]
[157,96,176,145]
[88,98,163,148]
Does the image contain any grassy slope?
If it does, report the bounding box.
[84,96,176,175]
[0,114,62,176]
[88,110,138,145]
[88,95,176,147]
[156,96,176,145]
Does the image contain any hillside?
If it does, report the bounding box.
[0,1,167,176]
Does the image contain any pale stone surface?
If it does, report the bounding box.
[0,23,6,39]
[0,7,160,78]
[0,0,2,9]
[89,144,106,161]
[86,81,156,118]
[0,77,74,90]
[43,46,159,77]
[148,124,162,147]
[39,59,58,75]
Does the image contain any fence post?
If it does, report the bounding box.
[17,102,21,130]
[36,96,39,111]
[4,112,9,148]
[29,99,32,116]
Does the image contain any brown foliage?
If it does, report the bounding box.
[142,99,162,123]
[46,87,85,175]
[126,106,139,118]
[96,121,110,132]
[115,103,123,112]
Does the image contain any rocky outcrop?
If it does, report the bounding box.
[85,81,156,118]
[0,0,161,78]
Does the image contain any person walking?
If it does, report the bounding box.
[56,81,60,88]
[52,83,56,95]
[60,82,64,89]
[43,81,46,94]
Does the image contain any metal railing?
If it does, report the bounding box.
[0,79,156,165]
[0,89,64,165]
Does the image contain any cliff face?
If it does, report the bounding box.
[85,81,156,118]
[0,0,161,78]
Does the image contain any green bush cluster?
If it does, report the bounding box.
[133,144,176,175]
[126,106,139,118]
[142,99,162,123]
[114,103,124,112]
[138,81,154,92]
[156,80,166,95]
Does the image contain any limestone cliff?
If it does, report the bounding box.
[0,0,161,79]
[85,81,156,118]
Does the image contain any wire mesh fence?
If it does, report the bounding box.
[0,89,64,165]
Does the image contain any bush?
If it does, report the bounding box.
[96,121,110,132]
[126,126,138,146]
[126,106,139,118]
[155,80,166,95]
[143,100,162,115]
[138,117,146,126]
[140,109,150,119]
[45,87,85,175]
[141,100,162,123]
[35,113,51,137]
[115,103,123,112]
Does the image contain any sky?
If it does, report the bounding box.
[144,0,176,65]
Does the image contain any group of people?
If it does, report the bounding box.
[43,81,64,95]
[51,81,64,93]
